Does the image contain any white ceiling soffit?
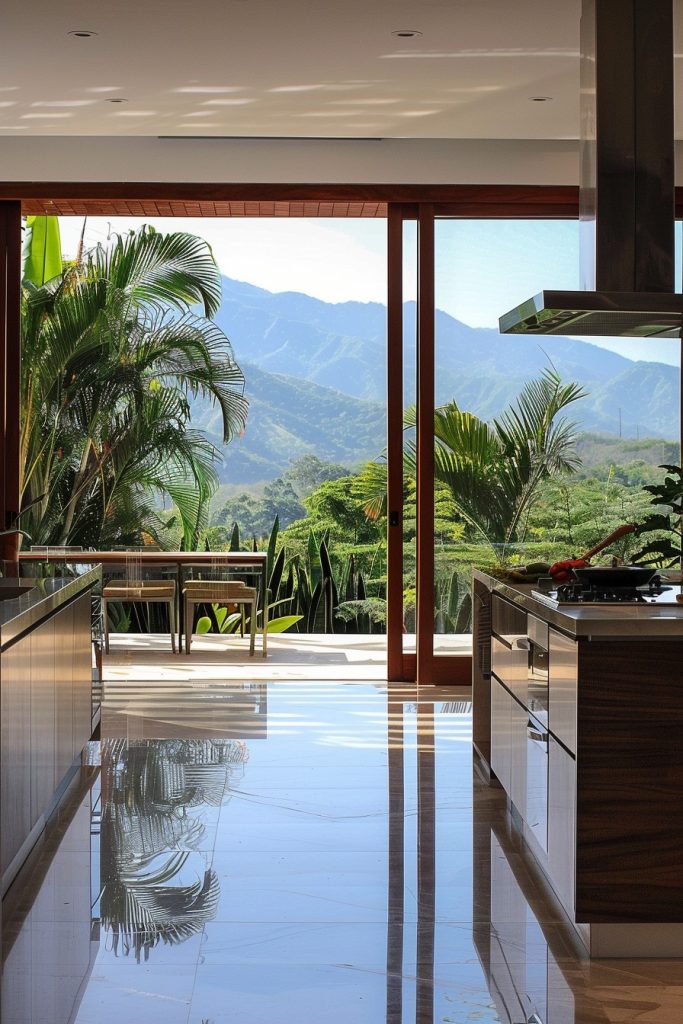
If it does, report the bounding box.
[0,0,580,139]
[2,0,683,141]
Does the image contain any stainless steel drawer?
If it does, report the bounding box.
[492,594,527,644]
[527,614,548,651]
[491,635,529,705]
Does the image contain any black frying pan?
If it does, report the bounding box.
[571,565,657,588]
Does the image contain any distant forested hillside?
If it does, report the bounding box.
[189,362,385,483]
[192,276,680,485]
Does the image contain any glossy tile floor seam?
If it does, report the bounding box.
[5,654,683,1022]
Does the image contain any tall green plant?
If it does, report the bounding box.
[21,225,248,548]
[407,369,585,559]
[196,518,379,637]
[358,368,585,565]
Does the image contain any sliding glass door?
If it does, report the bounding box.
[388,208,679,684]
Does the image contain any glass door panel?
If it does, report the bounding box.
[432,216,681,664]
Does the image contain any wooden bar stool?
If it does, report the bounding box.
[102,580,177,653]
[183,579,257,655]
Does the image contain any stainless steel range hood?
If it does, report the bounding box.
[499,0,683,338]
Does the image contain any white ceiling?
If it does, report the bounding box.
[2,0,682,141]
[0,0,581,139]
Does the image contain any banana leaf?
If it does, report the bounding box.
[23,215,62,286]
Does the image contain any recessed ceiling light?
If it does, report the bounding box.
[529,95,553,102]
[391,29,422,38]
[106,98,128,104]
[67,29,98,38]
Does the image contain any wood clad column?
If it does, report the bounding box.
[387,205,406,681]
[416,205,435,685]
[0,201,22,529]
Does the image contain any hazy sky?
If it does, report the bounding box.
[58,215,682,367]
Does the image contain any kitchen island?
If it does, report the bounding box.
[473,568,683,957]
[1,563,100,893]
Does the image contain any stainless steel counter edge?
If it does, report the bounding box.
[473,568,683,638]
[0,565,101,649]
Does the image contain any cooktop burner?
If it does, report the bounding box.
[532,577,678,607]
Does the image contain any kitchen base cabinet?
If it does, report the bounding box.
[490,598,574,922]
[475,568,683,958]
[1,589,95,892]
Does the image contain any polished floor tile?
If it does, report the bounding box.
[4,664,683,1023]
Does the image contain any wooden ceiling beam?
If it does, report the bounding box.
[1,183,581,218]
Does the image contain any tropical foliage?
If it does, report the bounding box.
[194,371,588,639]
[196,515,379,637]
[404,368,586,560]
[21,219,674,639]
[20,222,247,549]
[631,464,682,567]
[212,455,349,537]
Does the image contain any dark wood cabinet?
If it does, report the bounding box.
[1,590,95,888]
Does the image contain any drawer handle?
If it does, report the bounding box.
[515,638,531,651]
[527,722,547,743]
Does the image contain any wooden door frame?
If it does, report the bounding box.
[415,205,436,685]
[386,202,472,685]
[386,205,409,680]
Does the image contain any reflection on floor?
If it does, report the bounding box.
[102,631,472,678]
[4,655,683,1022]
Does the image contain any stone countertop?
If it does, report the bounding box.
[0,563,101,649]
[474,568,683,639]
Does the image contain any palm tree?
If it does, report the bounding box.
[359,368,585,564]
[21,225,248,548]
[411,369,585,559]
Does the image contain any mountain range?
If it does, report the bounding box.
[190,275,680,484]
